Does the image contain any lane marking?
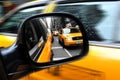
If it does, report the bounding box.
[56,39,58,42]
[52,47,62,49]
[64,48,72,57]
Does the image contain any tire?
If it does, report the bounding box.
[58,37,62,45]
[58,39,61,44]
[61,39,66,48]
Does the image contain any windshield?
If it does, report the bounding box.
[63,28,80,34]
[54,1,120,43]
[0,6,45,34]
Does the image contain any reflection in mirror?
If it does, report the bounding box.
[27,16,83,63]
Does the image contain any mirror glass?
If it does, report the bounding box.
[25,15,83,63]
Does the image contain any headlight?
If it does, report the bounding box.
[66,37,72,40]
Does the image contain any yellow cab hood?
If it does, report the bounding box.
[63,33,82,38]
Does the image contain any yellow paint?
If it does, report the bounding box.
[58,28,83,46]
[37,34,52,63]
[69,46,120,80]
[20,45,120,80]
[38,41,43,47]
[20,64,104,80]
[0,35,16,48]
[42,1,57,13]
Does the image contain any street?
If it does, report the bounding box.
[52,36,82,61]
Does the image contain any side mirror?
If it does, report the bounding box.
[22,13,89,67]
[23,13,88,63]
[0,13,88,80]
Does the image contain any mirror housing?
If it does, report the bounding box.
[18,12,88,66]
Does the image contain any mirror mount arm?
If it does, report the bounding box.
[0,43,31,77]
[0,51,8,80]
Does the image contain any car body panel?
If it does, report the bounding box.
[69,45,120,80]
[20,44,120,80]
[0,34,16,48]
[37,34,52,63]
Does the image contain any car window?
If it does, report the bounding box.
[54,1,120,44]
[0,6,45,34]
[70,28,80,33]
[63,28,80,34]
[24,19,46,62]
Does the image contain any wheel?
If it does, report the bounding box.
[58,39,61,44]
[58,37,62,45]
[61,39,66,48]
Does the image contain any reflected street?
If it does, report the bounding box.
[52,36,81,61]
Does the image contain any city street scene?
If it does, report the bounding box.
[52,36,82,61]
[28,16,83,63]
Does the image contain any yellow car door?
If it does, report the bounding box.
[0,34,16,48]
[21,1,120,80]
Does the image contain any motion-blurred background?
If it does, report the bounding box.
[0,0,43,16]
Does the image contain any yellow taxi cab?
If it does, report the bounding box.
[0,0,120,80]
[58,27,83,47]
[20,1,120,80]
[0,1,88,79]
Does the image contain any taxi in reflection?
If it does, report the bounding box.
[58,27,83,47]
